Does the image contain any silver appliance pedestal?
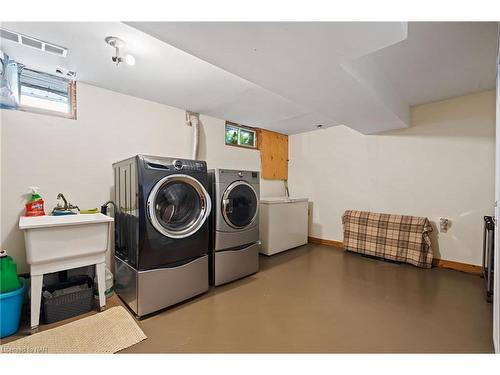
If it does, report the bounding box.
[115,255,209,317]
[214,242,260,286]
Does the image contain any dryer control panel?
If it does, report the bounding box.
[214,169,260,184]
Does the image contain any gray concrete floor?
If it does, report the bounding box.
[4,244,494,353]
[123,244,494,353]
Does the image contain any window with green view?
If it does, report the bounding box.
[225,122,257,148]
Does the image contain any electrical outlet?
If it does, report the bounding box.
[439,217,450,232]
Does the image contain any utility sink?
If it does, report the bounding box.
[19,213,114,265]
[19,213,114,333]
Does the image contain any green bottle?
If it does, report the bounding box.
[0,250,22,293]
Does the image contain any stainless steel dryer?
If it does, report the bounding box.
[114,155,211,317]
[208,169,260,286]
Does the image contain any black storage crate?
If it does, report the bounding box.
[41,275,94,324]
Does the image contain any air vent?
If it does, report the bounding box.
[0,27,68,57]
[0,28,19,42]
[45,44,66,56]
[21,36,42,49]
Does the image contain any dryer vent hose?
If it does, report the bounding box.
[191,115,199,160]
[186,112,200,160]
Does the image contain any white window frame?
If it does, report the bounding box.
[225,121,258,149]
[18,68,77,120]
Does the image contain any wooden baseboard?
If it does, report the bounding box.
[432,258,482,275]
[308,236,481,275]
[308,236,344,249]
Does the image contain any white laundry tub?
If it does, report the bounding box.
[19,213,113,265]
[19,213,114,333]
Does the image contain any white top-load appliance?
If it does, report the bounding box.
[259,197,308,256]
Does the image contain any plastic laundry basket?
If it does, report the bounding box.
[0,277,26,338]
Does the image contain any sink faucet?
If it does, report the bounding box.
[52,193,80,214]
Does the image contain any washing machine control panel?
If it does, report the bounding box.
[173,160,183,170]
[143,156,207,172]
[174,160,206,171]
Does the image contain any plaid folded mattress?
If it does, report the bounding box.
[342,210,433,268]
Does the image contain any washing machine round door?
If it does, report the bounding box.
[222,181,258,229]
[148,174,211,239]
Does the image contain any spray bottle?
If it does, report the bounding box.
[25,186,45,217]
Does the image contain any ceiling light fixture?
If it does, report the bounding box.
[105,36,135,66]
[124,54,136,66]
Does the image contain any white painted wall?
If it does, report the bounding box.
[289,90,496,266]
[0,82,283,274]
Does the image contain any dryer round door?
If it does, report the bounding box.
[147,174,211,239]
[222,181,258,229]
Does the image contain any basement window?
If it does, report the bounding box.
[225,122,257,149]
[19,68,76,119]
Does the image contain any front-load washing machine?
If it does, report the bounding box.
[113,155,211,317]
[208,169,260,286]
